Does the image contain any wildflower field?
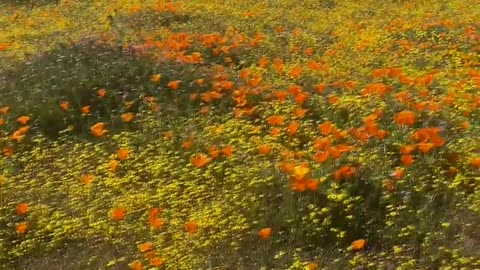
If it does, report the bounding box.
[0,0,480,269]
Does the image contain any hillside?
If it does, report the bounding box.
[0,0,479,269]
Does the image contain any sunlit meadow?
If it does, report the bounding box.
[0,0,479,269]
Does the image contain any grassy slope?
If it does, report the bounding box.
[0,0,480,269]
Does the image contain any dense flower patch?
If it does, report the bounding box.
[0,0,479,269]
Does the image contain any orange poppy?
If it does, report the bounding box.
[272,90,289,101]
[200,106,210,114]
[274,25,285,33]
[149,217,165,229]
[111,207,126,221]
[117,148,130,161]
[195,78,205,86]
[129,260,143,270]
[376,130,388,140]
[400,155,415,166]
[16,222,28,234]
[318,121,335,135]
[11,127,24,141]
[184,221,198,234]
[0,106,9,115]
[233,94,248,107]
[121,112,135,122]
[315,83,327,94]
[221,80,234,90]
[221,146,234,157]
[273,58,284,74]
[270,127,281,136]
[151,74,161,83]
[400,145,416,155]
[258,56,269,68]
[314,151,329,163]
[11,131,25,142]
[329,146,344,159]
[191,154,211,168]
[307,262,319,270]
[290,66,303,79]
[278,162,294,173]
[81,105,91,115]
[291,180,307,192]
[334,165,356,181]
[139,242,154,253]
[168,80,181,90]
[431,136,446,147]
[293,107,308,118]
[414,101,427,111]
[338,144,355,154]
[149,208,162,218]
[460,121,470,129]
[239,68,251,81]
[295,92,309,105]
[362,83,391,96]
[97,88,107,97]
[306,180,319,191]
[286,121,299,135]
[351,239,366,250]
[362,113,378,125]
[81,174,94,185]
[392,167,405,179]
[471,157,480,168]
[208,146,220,159]
[308,60,321,71]
[3,147,13,157]
[18,126,30,134]
[17,115,31,125]
[182,140,193,149]
[150,257,164,267]
[365,122,379,136]
[292,27,301,36]
[394,110,417,126]
[18,126,29,135]
[313,137,330,150]
[328,94,339,104]
[145,96,155,103]
[60,101,70,111]
[0,118,3,126]
[90,122,107,137]
[417,142,435,153]
[411,128,434,142]
[293,164,310,181]
[16,203,28,215]
[250,76,263,87]
[109,160,120,172]
[267,115,285,126]
[258,227,272,239]
[287,85,302,96]
[258,145,272,155]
